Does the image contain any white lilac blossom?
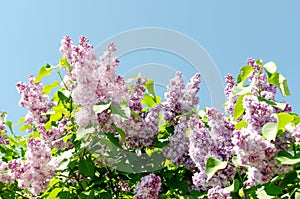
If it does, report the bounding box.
[8,138,58,196]
[133,173,161,199]
[207,186,231,199]
[189,108,236,189]
[163,116,195,168]
[16,75,54,128]
[163,72,200,123]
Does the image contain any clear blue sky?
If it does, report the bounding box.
[1,1,300,132]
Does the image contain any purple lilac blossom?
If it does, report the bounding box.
[16,75,54,129]
[189,108,236,189]
[8,138,58,196]
[133,173,161,199]
[207,186,231,199]
[163,72,200,123]
[163,116,195,168]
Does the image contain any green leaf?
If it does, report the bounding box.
[110,103,130,119]
[276,151,300,165]
[263,61,277,74]
[112,124,126,142]
[78,159,95,178]
[58,57,71,71]
[141,93,156,107]
[262,122,278,141]
[255,187,274,199]
[105,132,121,148]
[93,102,111,114]
[268,72,290,96]
[42,81,60,94]
[77,126,95,139]
[233,94,249,120]
[225,179,240,193]
[234,120,248,130]
[35,64,53,82]
[264,182,283,196]
[57,90,70,102]
[206,156,227,181]
[47,188,62,199]
[145,78,156,97]
[279,171,298,188]
[236,65,254,85]
[49,178,61,187]
[277,112,294,131]
[257,96,287,110]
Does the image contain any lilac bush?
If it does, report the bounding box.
[0,36,300,199]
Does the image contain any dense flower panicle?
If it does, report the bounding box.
[0,113,9,145]
[163,116,195,168]
[231,127,289,186]
[37,118,73,150]
[242,95,276,131]
[133,173,161,199]
[0,159,13,184]
[116,104,162,149]
[224,74,237,116]
[189,108,236,189]
[8,138,58,196]
[163,72,201,123]
[16,75,54,127]
[207,186,231,199]
[60,36,128,127]
[290,124,300,143]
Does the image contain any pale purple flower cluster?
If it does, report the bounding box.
[163,116,195,168]
[16,75,54,128]
[247,58,277,100]
[224,74,237,117]
[242,95,277,131]
[133,173,161,199]
[8,138,58,196]
[37,118,73,150]
[163,72,201,123]
[0,159,13,184]
[189,108,235,189]
[0,112,9,145]
[232,128,278,186]
[60,36,128,127]
[116,104,161,149]
[290,124,300,143]
[207,186,231,199]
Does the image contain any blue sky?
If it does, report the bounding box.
[0,1,300,131]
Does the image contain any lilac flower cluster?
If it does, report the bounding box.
[0,112,9,145]
[8,138,58,196]
[163,72,201,123]
[189,108,235,189]
[133,173,161,199]
[207,186,231,199]
[16,75,54,128]
[60,36,128,127]
[0,159,13,184]
[242,95,277,131]
[163,116,195,168]
[232,128,280,186]
[116,104,162,149]
[37,118,73,150]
